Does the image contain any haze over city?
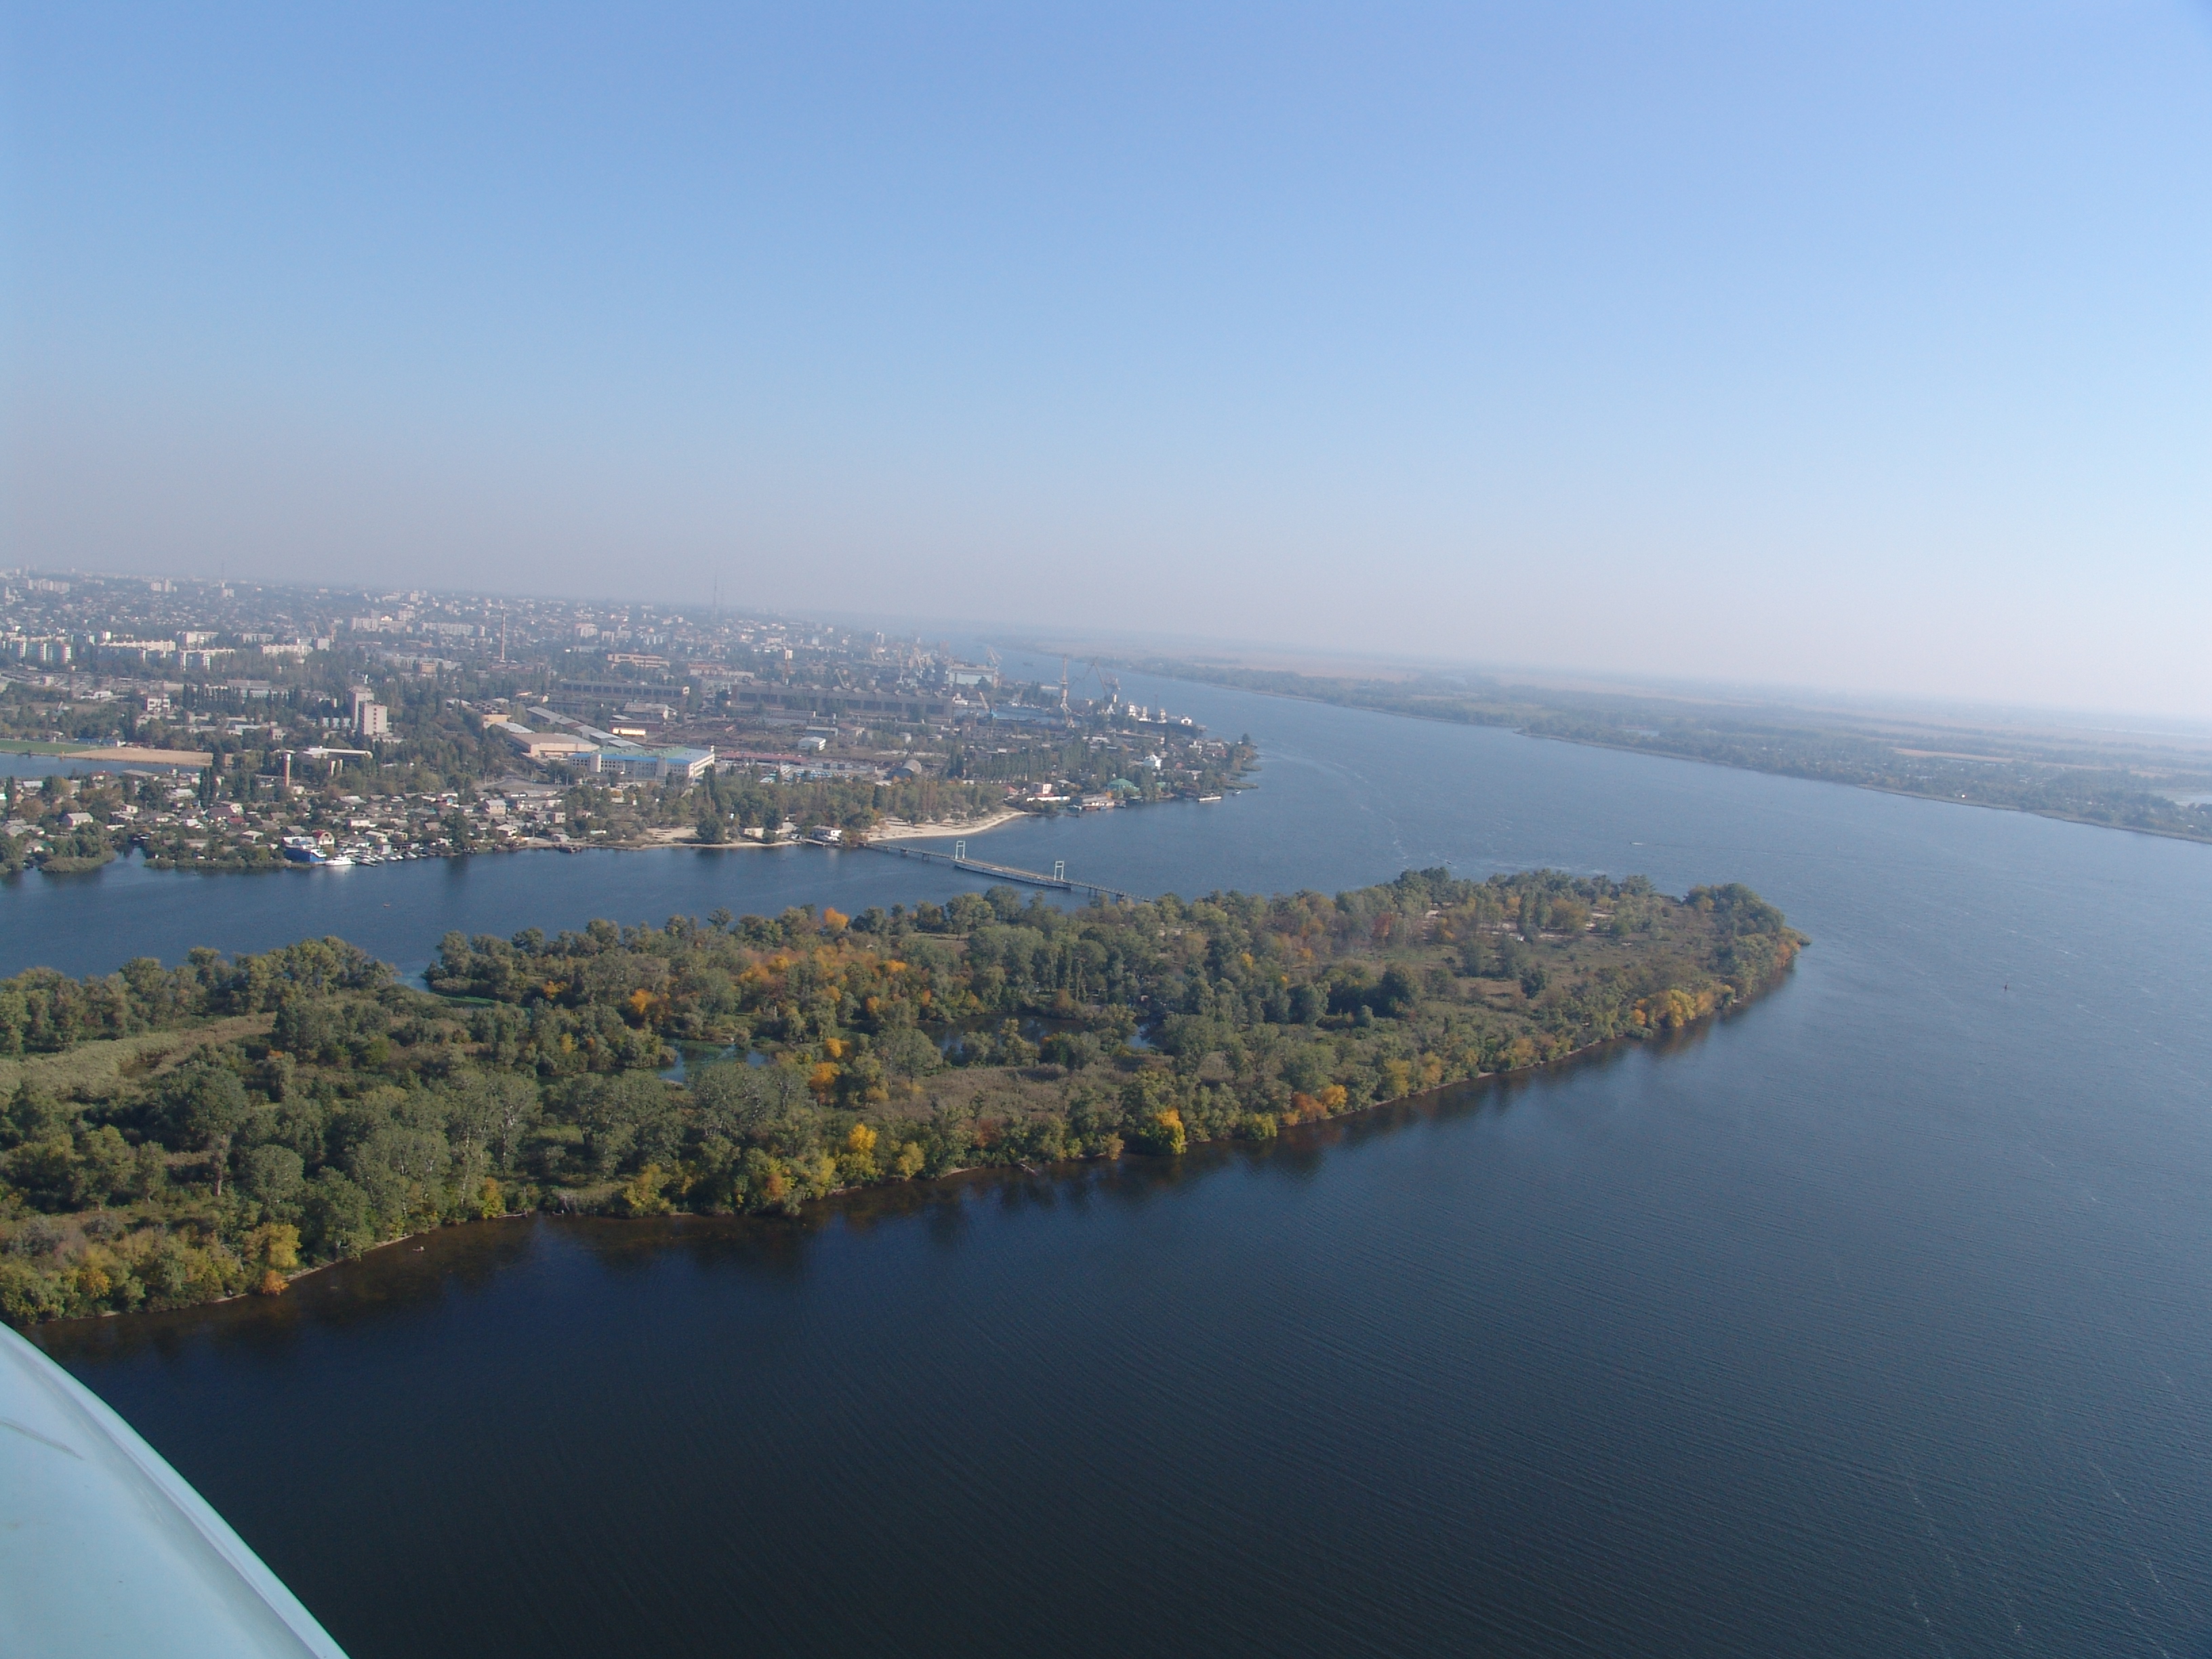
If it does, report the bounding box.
[6,3,2208,715]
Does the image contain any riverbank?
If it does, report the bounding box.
[861,808,1029,841]
[629,808,1033,849]
[9,729,1245,880]
[84,806,1039,874]
[113,810,1035,871]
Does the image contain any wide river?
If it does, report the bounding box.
[15,670,2212,1658]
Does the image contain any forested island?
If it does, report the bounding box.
[0,870,1803,1326]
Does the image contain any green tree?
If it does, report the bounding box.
[1,1080,67,1148]
[239,1144,306,1215]
[176,1065,251,1199]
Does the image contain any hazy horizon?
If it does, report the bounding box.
[6,4,2208,716]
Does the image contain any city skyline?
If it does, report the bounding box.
[12,561,2212,732]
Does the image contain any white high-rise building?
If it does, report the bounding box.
[352,689,389,739]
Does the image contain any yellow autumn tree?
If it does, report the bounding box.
[840,1121,880,1181]
[243,1223,302,1271]
[617,1164,673,1215]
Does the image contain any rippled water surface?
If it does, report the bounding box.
[22,672,2212,1658]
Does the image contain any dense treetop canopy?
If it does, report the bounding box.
[0,869,1803,1326]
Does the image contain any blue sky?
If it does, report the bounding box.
[4,3,2208,715]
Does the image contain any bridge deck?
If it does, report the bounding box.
[865,841,1134,902]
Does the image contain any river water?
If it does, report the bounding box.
[19,672,2212,1658]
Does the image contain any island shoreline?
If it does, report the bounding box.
[3,867,1803,1330]
[28,960,1795,1334]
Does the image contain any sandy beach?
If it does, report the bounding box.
[860,808,1029,842]
[623,808,1031,851]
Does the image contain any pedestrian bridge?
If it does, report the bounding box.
[865,839,1134,903]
